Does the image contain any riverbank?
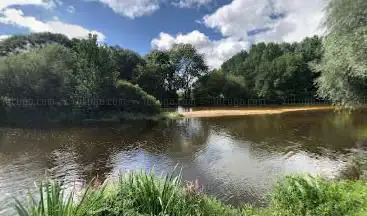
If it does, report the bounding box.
[14,171,367,216]
[182,105,335,118]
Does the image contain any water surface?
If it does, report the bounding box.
[1,109,366,215]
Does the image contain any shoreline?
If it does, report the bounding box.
[182,105,335,118]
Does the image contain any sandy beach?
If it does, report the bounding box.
[182,105,334,118]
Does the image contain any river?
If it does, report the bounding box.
[1,109,366,215]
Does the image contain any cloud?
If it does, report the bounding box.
[67,5,75,13]
[0,0,56,10]
[151,31,249,69]
[87,0,159,19]
[172,0,212,8]
[203,0,326,43]
[152,0,326,69]
[0,8,105,42]
[0,35,11,41]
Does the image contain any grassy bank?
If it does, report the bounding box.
[14,171,367,216]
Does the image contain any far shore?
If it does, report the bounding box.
[182,105,336,118]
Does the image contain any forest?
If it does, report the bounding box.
[0,0,366,123]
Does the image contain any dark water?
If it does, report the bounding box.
[1,109,367,215]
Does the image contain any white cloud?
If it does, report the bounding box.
[88,0,159,19]
[0,35,11,41]
[151,31,249,69]
[203,0,326,43]
[0,8,105,42]
[172,0,212,8]
[0,0,56,10]
[67,5,75,13]
[152,0,326,68]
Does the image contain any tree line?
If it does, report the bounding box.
[0,0,365,123]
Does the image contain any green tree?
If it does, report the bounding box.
[111,47,145,80]
[169,44,208,99]
[0,44,74,101]
[192,70,249,105]
[315,0,367,107]
[0,32,72,56]
[193,69,226,105]
[71,34,119,99]
[136,50,178,101]
[220,37,322,102]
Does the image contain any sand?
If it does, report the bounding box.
[182,105,334,118]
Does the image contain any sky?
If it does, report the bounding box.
[0,0,327,68]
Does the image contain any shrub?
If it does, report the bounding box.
[114,80,161,115]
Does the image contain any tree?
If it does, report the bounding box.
[192,69,249,105]
[169,44,208,99]
[219,37,322,102]
[111,47,145,80]
[315,0,367,107]
[193,69,226,105]
[71,34,119,99]
[136,50,178,101]
[0,44,74,102]
[0,32,72,56]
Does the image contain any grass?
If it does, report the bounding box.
[13,171,367,216]
[270,175,367,216]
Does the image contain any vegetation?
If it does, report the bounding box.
[14,171,367,216]
[193,36,323,105]
[315,0,367,107]
[0,0,366,125]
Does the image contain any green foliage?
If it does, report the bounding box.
[71,34,119,99]
[0,32,72,56]
[316,0,367,107]
[270,175,367,216]
[14,172,367,216]
[135,50,178,101]
[111,47,145,80]
[115,80,161,115]
[14,171,254,216]
[195,36,323,104]
[0,33,163,123]
[14,180,106,216]
[193,70,249,105]
[115,171,197,215]
[0,44,75,101]
[170,44,208,99]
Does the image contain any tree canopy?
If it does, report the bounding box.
[193,36,323,105]
[315,0,367,107]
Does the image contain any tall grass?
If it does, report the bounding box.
[13,171,367,216]
[270,175,367,216]
[14,180,106,216]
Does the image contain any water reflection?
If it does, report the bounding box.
[1,110,366,215]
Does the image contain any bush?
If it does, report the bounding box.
[114,80,161,115]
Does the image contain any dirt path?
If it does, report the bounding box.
[182,105,334,118]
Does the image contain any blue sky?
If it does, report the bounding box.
[0,0,326,68]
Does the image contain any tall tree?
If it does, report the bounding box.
[111,47,144,80]
[315,0,367,107]
[0,44,74,102]
[169,44,208,99]
[71,34,118,99]
[136,50,178,101]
